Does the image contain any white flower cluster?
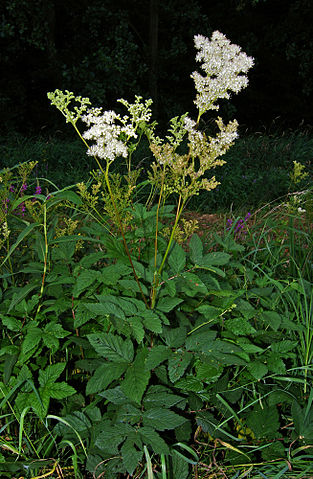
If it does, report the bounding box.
[191,31,254,114]
[82,97,154,163]
[82,108,137,162]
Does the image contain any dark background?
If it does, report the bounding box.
[1,0,313,135]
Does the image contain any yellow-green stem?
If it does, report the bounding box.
[34,204,48,319]
[103,167,149,309]
[150,195,185,309]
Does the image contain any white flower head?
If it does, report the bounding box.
[82,108,128,162]
[191,31,254,114]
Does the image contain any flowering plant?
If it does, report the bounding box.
[48,31,253,307]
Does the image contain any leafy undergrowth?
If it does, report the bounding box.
[0,180,313,478]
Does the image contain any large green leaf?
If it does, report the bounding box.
[121,440,143,475]
[39,363,65,387]
[73,269,100,297]
[156,297,184,313]
[189,234,203,265]
[168,351,193,383]
[121,348,151,404]
[168,243,186,273]
[87,333,134,362]
[145,345,172,371]
[292,400,313,441]
[84,301,125,319]
[139,427,169,454]
[144,385,184,409]
[48,382,76,400]
[143,407,186,431]
[200,252,231,266]
[86,363,127,395]
[247,361,268,380]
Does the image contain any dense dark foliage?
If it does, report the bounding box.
[1,0,313,133]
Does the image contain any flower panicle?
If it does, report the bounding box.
[191,30,254,115]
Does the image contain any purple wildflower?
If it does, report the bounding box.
[21,183,27,192]
[35,185,42,195]
[9,185,15,193]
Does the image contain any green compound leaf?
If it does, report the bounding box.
[121,348,151,404]
[168,351,193,383]
[87,333,134,362]
[143,407,186,431]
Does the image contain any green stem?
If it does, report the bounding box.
[103,166,149,309]
[34,204,48,319]
[150,195,185,309]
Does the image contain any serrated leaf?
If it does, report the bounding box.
[99,386,129,405]
[172,450,189,479]
[97,295,139,316]
[266,353,286,374]
[201,252,231,266]
[292,401,313,441]
[44,322,70,338]
[121,440,142,475]
[225,317,256,335]
[78,251,104,268]
[144,386,183,408]
[95,422,133,454]
[20,325,42,357]
[185,330,217,351]
[168,351,193,383]
[86,363,127,395]
[2,316,21,331]
[168,243,186,273]
[128,317,145,343]
[156,297,183,313]
[73,269,100,297]
[163,326,187,347]
[189,234,203,265]
[246,404,280,439]
[175,376,203,392]
[121,348,151,404]
[271,340,298,353]
[139,427,169,454]
[84,301,125,319]
[88,333,134,362]
[260,310,282,331]
[48,382,76,399]
[39,363,65,387]
[180,272,208,296]
[143,407,186,431]
[247,361,268,380]
[143,315,163,333]
[145,345,171,371]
